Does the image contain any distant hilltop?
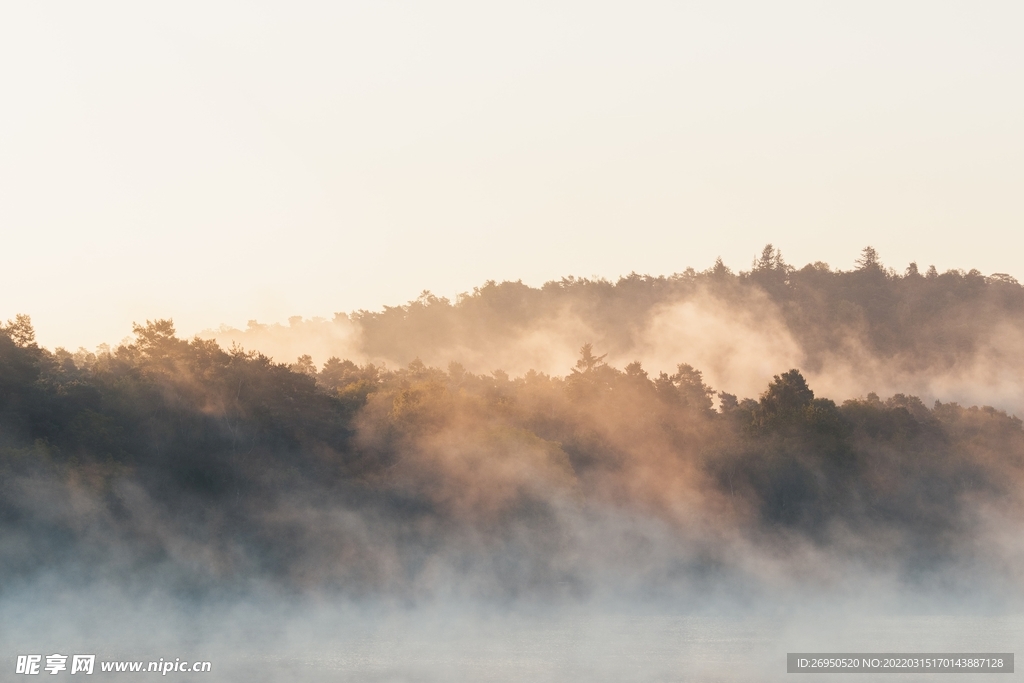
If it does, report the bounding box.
[203,246,1024,417]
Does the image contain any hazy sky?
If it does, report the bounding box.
[2,1,1022,350]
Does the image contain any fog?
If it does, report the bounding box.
[2,249,1023,681]
[204,249,1024,417]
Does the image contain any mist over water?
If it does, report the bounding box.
[3,585,1022,682]
[3,250,1024,681]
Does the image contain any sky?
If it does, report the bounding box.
[1,1,1022,351]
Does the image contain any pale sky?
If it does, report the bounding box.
[2,1,1022,350]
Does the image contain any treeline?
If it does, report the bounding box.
[2,311,1022,596]
[345,245,1024,369]
[207,246,1024,415]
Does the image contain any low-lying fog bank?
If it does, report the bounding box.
[3,250,1024,681]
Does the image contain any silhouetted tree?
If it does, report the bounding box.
[855,246,881,270]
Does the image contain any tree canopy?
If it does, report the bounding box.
[2,308,1022,598]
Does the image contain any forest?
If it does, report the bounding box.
[211,245,1024,416]
[2,248,1024,601]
